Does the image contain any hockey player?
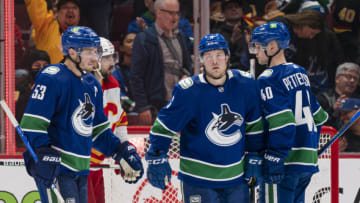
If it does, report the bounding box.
[250,22,329,202]
[145,33,265,203]
[21,26,144,203]
[87,37,136,203]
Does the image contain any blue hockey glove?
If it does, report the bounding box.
[23,147,61,187]
[263,150,285,184]
[245,152,263,185]
[113,141,144,184]
[145,149,172,190]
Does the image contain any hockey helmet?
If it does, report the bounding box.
[99,37,118,64]
[250,22,290,50]
[100,37,115,57]
[62,26,102,57]
[199,33,230,56]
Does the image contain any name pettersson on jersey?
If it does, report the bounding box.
[205,104,243,146]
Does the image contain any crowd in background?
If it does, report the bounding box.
[13,0,360,152]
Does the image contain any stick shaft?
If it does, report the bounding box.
[0,100,64,203]
[0,100,38,162]
[250,58,256,78]
[91,164,120,169]
[318,109,360,155]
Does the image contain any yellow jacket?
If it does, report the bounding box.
[25,0,63,64]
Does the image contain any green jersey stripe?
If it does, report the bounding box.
[313,107,328,126]
[92,122,110,139]
[266,110,295,130]
[53,146,90,171]
[151,119,178,137]
[245,117,264,134]
[266,184,276,203]
[23,113,51,123]
[20,114,50,131]
[246,116,262,125]
[179,156,245,180]
[284,148,318,165]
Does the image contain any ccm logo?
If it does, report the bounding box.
[147,158,168,165]
[42,156,61,162]
[264,154,280,163]
[249,159,262,165]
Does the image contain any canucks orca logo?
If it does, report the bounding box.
[205,104,243,146]
[72,93,95,137]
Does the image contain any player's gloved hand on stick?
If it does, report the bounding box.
[145,148,172,190]
[263,150,285,184]
[23,147,61,187]
[113,141,144,184]
[245,152,263,185]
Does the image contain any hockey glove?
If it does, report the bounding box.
[113,141,144,184]
[145,149,172,191]
[23,147,61,188]
[244,152,263,185]
[263,150,285,184]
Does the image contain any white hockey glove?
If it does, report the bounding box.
[113,142,144,184]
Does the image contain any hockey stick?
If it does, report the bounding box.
[318,109,360,156]
[250,58,256,78]
[248,177,257,203]
[248,55,259,203]
[0,100,65,203]
[90,164,120,169]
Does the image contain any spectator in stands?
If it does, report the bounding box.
[339,98,360,152]
[330,0,360,64]
[275,0,329,14]
[317,62,360,129]
[15,49,50,148]
[272,9,343,93]
[127,0,193,39]
[25,0,80,63]
[130,0,193,125]
[79,0,112,38]
[211,0,250,70]
[112,32,137,113]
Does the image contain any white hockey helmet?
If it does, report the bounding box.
[100,37,115,57]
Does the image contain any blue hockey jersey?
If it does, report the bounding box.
[20,64,121,175]
[149,69,264,188]
[256,63,328,174]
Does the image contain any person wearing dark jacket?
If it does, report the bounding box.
[130,0,193,125]
[272,10,343,93]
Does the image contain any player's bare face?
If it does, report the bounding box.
[57,2,80,27]
[100,55,115,78]
[255,47,269,65]
[80,47,101,72]
[203,50,228,80]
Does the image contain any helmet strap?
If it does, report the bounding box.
[264,47,281,67]
[67,54,86,76]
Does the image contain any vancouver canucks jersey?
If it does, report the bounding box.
[20,64,121,175]
[149,69,264,188]
[256,63,328,174]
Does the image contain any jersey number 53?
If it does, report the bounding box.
[31,84,47,100]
